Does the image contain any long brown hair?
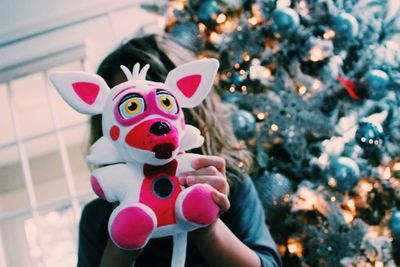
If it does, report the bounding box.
[89,34,252,184]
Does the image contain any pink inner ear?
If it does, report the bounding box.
[176,75,202,98]
[72,82,100,105]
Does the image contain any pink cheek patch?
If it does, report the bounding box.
[72,82,100,105]
[176,75,202,98]
[90,176,105,199]
[109,125,120,141]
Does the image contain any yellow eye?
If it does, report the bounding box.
[119,95,145,119]
[125,99,141,114]
[160,95,173,109]
[157,93,178,114]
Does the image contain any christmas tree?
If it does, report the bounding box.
[143,0,400,266]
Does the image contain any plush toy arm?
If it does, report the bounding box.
[179,125,204,152]
[86,137,124,165]
[91,164,142,203]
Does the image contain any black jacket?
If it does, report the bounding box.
[77,176,282,267]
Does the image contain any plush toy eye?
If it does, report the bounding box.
[157,93,178,114]
[119,94,145,119]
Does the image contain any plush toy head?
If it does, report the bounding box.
[50,59,219,165]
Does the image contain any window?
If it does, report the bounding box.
[0,60,94,266]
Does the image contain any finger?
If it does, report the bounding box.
[181,166,220,178]
[191,156,226,175]
[212,191,230,214]
[185,175,229,195]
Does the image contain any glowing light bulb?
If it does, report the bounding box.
[248,16,259,26]
[310,46,324,62]
[324,29,336,39]
[216,13,227,24]
[257,112,266,120]
[271,124,279,131]
[343,210,354,224]
[346,199,356,211]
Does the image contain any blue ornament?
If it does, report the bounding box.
[197,1,222,27]
[232,109,256,140]
[331,13,359,40]
[228,71,245,86]
[389,211,400,240]
[327,157,360,192]
[271,8,300,33]
[355,122,384,148]
[362,69,390,100]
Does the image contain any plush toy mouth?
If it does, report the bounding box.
[152,143,175,159]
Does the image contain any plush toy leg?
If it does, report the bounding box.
[108,203,157,250]
[177,184,220,226]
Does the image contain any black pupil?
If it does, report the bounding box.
[128,101,138,111]
[162,97,171,106]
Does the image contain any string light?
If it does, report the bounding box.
[310,46,324,62]
[343,210,354,224]
[271,124,279,131]
[242,52,250,62]
[216,13,227,24]
[209,32,223,44]
[248,16,259,26]
[346,199,356,212]
[311,80,322,91]
[287,238,303,256]
[296,83,307,96]
[220,19,236,33]
[257,112,266,120]
[359,180,373,193]
[198,23,207,33]
[328,178,337,187]
[323,29,336,39]
[297,0,309,16]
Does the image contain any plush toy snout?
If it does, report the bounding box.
[125,118,180,158]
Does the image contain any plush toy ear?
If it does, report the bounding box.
[49,71,110,115]
[165,59,219,108]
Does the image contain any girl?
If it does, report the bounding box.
[77,34,281,267]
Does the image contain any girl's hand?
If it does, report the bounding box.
[178,155,230,215]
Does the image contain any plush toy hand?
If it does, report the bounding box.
[179,155,230,214]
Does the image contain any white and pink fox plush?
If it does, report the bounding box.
[50,59,220,266]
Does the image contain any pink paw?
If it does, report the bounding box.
[182,184,220,225]
[110,206,155,250]
[90,176,105,200]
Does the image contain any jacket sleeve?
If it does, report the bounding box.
[221,176,282,267]
[77,199,113,267]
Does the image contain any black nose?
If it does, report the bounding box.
[150,122,170,135]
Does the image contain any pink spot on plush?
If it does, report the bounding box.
[109,125,120,141]
[90,176,105,199]
[176,75,202,98]
[72,82,100,105]
[111,207,155,250]
[182,184,219,225]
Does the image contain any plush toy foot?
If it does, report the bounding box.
[181,184,220,225]
[109,205,156,250]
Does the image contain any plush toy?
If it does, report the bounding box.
[49,59,220,266]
